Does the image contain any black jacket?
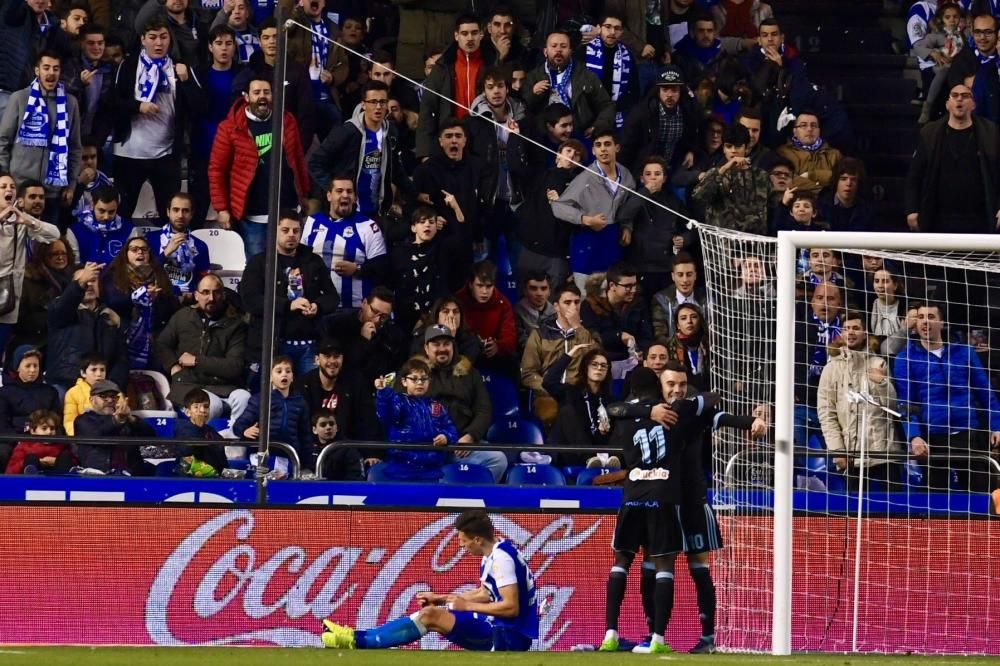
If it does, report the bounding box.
[293,368,355,438]
[307,113,414,214]
[0,375,60,434]
[509,138,578,258]
[389,236,451,335]
[581,293,653,362]
[542,352,610,465]
[620,90,699,173]
[626,186,692,274]
[0,3,70,92]
[47,281,129,389]
[240,244,340,359]
[904,116,1000,233]
[325,309,408,386]
[73,411,155,473]
[110,53,203,157]
[412,153,488,244]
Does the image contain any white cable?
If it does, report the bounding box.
[284,18,700,225]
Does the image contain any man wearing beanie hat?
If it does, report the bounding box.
[691,123,771,234]
[0,345,60,470]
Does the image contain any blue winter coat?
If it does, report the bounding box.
[893,340,1000,442]
[233,389,311,462]
[375,387,459,480]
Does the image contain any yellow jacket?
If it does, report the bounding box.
[63,378,93,436]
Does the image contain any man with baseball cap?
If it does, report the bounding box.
[73,379,155,474]
[620,64,699,174]
[294,337,353,437]
[418,324,508,481]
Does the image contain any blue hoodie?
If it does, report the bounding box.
[376,387,459,480]
[893,340,1000,442]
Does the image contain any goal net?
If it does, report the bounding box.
[696,224,1000,655]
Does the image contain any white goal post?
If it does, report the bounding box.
[771,230,1000,656]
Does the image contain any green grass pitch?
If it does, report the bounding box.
[1,648,995,665]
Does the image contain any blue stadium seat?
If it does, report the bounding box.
[367,462,394,482]
[481,371,520,419]
[562,465,585,485]
[486,418,544,445]
[155,460,177,477]
[506,463,566,486]
[575,467,617,486]
[441,462,495,484]
[806,456,847,493]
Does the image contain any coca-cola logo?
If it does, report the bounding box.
[144,510,603,648]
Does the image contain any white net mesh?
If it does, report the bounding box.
[696,224,1000,655]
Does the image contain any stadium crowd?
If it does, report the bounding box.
[0,0,995,501]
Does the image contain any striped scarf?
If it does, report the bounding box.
[546,58,574,107]
[790,134,825,153]
[79,208,124,234]
[17,79,69,187]
[236,30,261,64]
[158,224,198,277]
[136,50,171,102]
[310,19,329,74]
[127,283,154,368]
[584,41,632,128]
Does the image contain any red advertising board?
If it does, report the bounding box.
[0,506,996,653]
[0,507,694,649]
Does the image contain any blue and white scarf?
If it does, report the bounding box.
[79,208,124,234]
[17,79,70,187]
[136,50,172,102]
[310,18,329,75]
[976,48,996,65]
[790,134,825,153]
[236,30,261,64]
[158,224,198,275]
[128,284,154,368]
[546,57,574,107]
[584,41,632,128]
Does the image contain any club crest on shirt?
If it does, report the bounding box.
[343,227,354,238]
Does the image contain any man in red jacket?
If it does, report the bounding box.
[454,259,518,378]
[208,75,310,257]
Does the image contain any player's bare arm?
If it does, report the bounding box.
[449,583,520,618]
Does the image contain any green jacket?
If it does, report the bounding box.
[691,164,771,235]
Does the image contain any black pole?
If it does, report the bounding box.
[256,5,288,504]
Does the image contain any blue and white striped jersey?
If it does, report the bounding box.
[480,539,539,639]
[302,211,386,308]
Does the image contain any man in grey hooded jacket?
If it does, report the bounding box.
[308,80,412,218]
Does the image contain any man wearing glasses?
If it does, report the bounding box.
[156,272,251,434]
[73,378,156,474]
[906,80,1000,235]
[581,261,653,367]
[774,110,843,190]
[575,13,640,129]
[308,80,412,219]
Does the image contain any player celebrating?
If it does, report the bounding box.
[302,175,388,309]
[321,509,538,651]
[600,363,766,654]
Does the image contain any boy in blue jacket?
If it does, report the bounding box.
[375,358,459,480]
[234,356,311,474]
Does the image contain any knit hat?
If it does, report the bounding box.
[11,345,41,370]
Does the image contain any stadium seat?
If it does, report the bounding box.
[440,462,495,484]
[562,465,585,485]
[481,371,520,419]
[129,370,177,436]
[575,467,617,486]
[486,417,544,445]
[155,460,177,477]
[506,463,566,486]
[806,456,847,494]
[192,228,246,271]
